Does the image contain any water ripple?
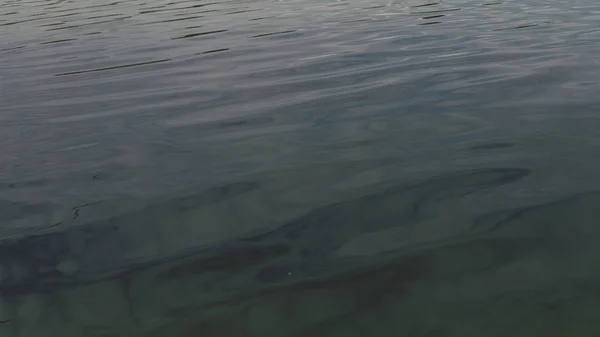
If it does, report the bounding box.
[2,1,600,329]
[54,59,171,76]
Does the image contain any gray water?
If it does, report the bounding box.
[3,0,600,336]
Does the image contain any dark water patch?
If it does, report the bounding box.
[6,179,45,190]
[144,236,545,337]
[39,21,65,27]
[0,169,527,292]
[86,1,120,9]
[249,16,275,21]
[37,6,80,14]
[40,38,77,45]
[165,0,196,5]
[48,12,81,19]
[54,59,170,76]
[201,48,229,54]
[0,200,52,224]
[42,1,118,14]
[139,9,171,14]
[216,116,273,128]
[45,16,131,31]
[362,5,386,9]
[0,168,531,325]
[0,181,260,291]
[172,29,227,39]
[0,226,120,293]
[158,244,290,279]
[422,14,444,19]
[419,21,442,25]
[494,22,539,31]
[235,168,530,284]
[0,17,42,25]
[284,237,544,293]
[171,182,259,212]
[251,30,297,38]
[342,18,370,23]
[470,142,515,151]
[255,265,295,283]
[139,3,220,14]
[75,13,123,21]
[472,190,600,246]
[194,8,221,14]
[225,9,261,15]
[256,169,528,242]
[0,45,25,52]
[187,2,222,8]
[71,201,102,220]
[327,2,348,7]
[135,16,203,25]
[139,5,166,11]
[413,2,439,7]
[416,8,461,14]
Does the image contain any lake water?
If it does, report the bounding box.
[3,0,600,335]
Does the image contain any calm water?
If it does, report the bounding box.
[3,0,600,335]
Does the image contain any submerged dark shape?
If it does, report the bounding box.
[472,189,600,251]
[0,199,52,223]
[469,142,515,151]
[144,236,545,337]
[0,168,529,295]
[0,181,260,293]
[246,167,531,283]
[150,168,531,291]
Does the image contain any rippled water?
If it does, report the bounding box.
[3,0,600,335]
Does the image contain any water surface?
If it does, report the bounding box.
[3,0,600,336]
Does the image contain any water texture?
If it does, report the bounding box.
[3,0,600,336]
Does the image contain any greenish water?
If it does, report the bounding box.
[3,0,600,335]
